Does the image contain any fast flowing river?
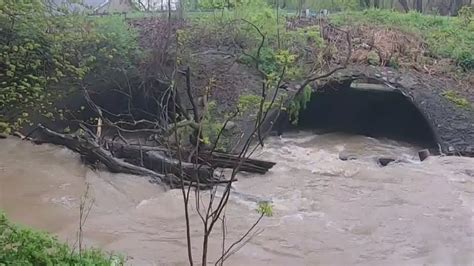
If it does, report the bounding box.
[1,132,473,265]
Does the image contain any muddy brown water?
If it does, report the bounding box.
[1,132,473,265]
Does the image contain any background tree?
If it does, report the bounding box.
[360,0,370,8]
[398,0,410,12]
[451,0,467,15]
[415,0,422,12]
[373,0,380,8]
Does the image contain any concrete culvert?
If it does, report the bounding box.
[297,81,438,150]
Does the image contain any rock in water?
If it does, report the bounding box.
[0,133,7,139]
[378,157,396,166]
[418,149,430,161]
[339,151,358,161]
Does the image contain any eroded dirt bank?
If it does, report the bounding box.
[1,133,473,265]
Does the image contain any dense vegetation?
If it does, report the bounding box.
[332,8,474,70]
[0,0,140,133]
[0,212,123,265]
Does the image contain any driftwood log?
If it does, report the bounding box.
[106,142,216,183]
[106,141,275,175]
[34,125,221,188]
[196,152,276,174]
[34,125,167,183]
[32,125,276,189]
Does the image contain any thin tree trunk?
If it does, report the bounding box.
[276,0,280,49]
[168,0,171,21]
[451,0,465,16]
[398,0,410,12]
[373,0,380,8]
[178,0,184,20]
[202,230,209,265]
[298,0,304,17]
[416,0,422,12]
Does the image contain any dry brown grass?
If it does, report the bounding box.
[349,26,427,67]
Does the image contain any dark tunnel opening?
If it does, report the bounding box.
[296,83,438,148]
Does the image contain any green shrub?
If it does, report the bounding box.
[288,85,312,124]
[458,6,473,26]
[201,100,222,145]
[238,94,263,114]
[0,212,123,265]
[0,1,140,132]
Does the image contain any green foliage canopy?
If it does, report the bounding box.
[0,0,140,132]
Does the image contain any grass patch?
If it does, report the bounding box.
[332,9,474,70]
[0,212,123,265]
[441,90,471,109]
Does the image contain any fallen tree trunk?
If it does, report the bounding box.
[106,142,215,182]
[143,151,217,184]
[105,141,170,158]
[34,124,166,183]
[197,152,276,174]
[107,141,276,174]
[31,125,275,188]
[33,125,221,188]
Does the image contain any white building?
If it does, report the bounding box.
[134,0,179,11]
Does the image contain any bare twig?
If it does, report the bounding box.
[78,183,94,256]
[215,214,264,265]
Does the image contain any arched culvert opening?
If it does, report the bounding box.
[297,81,438,148]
